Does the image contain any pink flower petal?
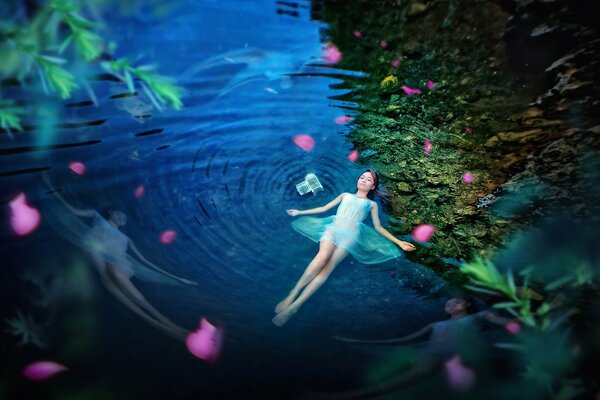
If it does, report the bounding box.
[401,85,422,96]
[465,126,473,133]
[391,59,400,68]
[68,162,86,176]
[335,115,354,125]
[457,147,464,153]
[292,134,315,152]
[412,224,436,242]
[9,193,41,236]
[186,317,223,362]
[439,115,446,122]
[352,31,362,38]
[348,149,358,162]
[505,321,521,335]
[463,172,474,184]
[23,361,68,381]
[134,185,145,199]
[380,40,388,49]
[426,80,436,90]
[160,230,177,245]
[322,44,342,64]
[424,139,433,156]
[445,355,475,392]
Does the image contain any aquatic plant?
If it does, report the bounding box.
[0,0,183,133]
[4,310,47,348]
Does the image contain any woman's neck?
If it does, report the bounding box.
[449,312,468,320]
[355,190,369,199]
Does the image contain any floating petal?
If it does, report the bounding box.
[463,172,474,184]
[380,40,388,49]
[9,193,41,236]
[292,134,315,152]
[186,318,223,362]
[401,85,422,96]
[391,59,400,68]
[23,361,68,381]
[426,80,436,90]
[160,230,177,244]
[134,185,145,199]
[424,139,433,156]
[68,162,86,176]
[412,224,435,242]
[335,115,353,125]
[505,321,521,335]
[352,31,362,38]
[348,149,358,162]
[322,45,342,64]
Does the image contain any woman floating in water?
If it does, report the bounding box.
[45,178,195,341]
[273,169,417,326]
[330,296,513,398]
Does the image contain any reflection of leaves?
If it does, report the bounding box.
[0,100,24,132]
[4,310,47,348]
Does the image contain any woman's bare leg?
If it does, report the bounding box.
[275,239,337,313]
[273,246,348,326]
[109,268,188,337]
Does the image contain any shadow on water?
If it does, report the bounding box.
[0,0,444,398]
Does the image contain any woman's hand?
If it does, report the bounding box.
[286,209,300,216]
[398,241,416,251]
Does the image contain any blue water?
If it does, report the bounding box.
[1,1,445,397]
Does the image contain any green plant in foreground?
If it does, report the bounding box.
[0,0,183,132]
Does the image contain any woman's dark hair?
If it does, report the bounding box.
[447,295,479,314]
[101,206,121,219]
[362,168,390,201]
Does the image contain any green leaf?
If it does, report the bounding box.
[124,69,135,93]
[72,29,103,61]
[536,302,551,316]
[59,34,74,54]
[43,63,78,98]
[464,284,501,296]
[492,302,519,309]
[133,69,183,110]
[38,55,67,64]
[0,104,25,131]
[545,276,574,291]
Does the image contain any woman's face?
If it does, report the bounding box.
[357,172,375,191]
[110,211,127,227]
[444,298,468,315]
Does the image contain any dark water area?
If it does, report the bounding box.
[1,1,445,398]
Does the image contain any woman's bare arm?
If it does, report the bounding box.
[334,324,432,344]
[370,203,416,251]
[43,173,95,217]
[287,193,346,216]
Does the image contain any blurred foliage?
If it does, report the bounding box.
[458,219,598,398]
[0,0,184,133]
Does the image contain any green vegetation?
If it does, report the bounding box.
[0,0,183,134]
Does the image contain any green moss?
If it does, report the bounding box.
[318,0,538,284]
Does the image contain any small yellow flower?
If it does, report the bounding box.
[380,75,399,88]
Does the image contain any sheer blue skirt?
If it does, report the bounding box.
[291,215,402,264]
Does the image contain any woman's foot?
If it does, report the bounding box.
[272,305,298,327]
[275,295,294,314]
